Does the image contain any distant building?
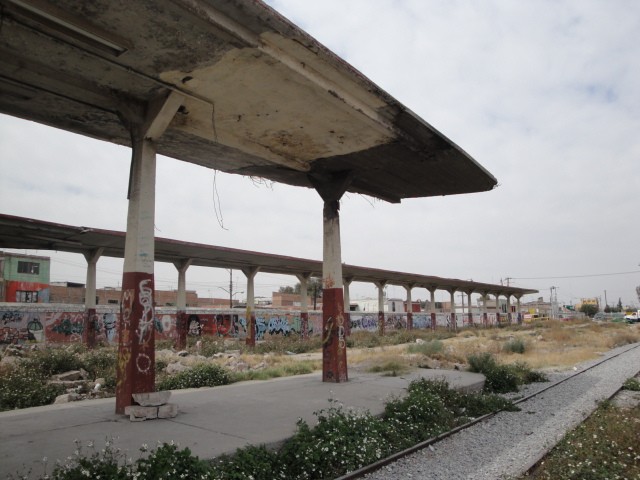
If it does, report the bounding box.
[0,251,50,303]
[48,282,199,306]
[271,292,318,310]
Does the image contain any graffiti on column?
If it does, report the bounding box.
[102,313,117,344]
[136,279,154,345]
[117,289,134,390]
[188,315,202,336]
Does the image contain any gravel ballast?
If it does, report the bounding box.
[364,343,640,480]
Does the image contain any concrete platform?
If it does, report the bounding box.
[0,369,484,477]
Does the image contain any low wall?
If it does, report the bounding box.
[0,303,520,345]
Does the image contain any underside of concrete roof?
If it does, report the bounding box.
[0,0,497,203]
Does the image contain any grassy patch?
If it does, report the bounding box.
[523,401,640,479]
[406,339,444,356]
[366,359,410,376]
[156,363,231,390]
[502,337,527,354]
[623,377,640,391]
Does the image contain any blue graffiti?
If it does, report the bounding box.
[268,317,291,336]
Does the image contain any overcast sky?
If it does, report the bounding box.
[1,0,639,308]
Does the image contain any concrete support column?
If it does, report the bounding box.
[116,136,157,414]
[506,294,512,324]
[429,288,436,330]
[244,267,260,347]
[495,293,501,325]
[310,171,353,383]
[343,277,353,336]
[115,90,184,414]
[466,291,474,326]
[83,248,103,349]
[516,296,523,324]
[296,273,310,340]
[174,259,192,350]
[482,293,489,327]
[375,281,387,336]
[405,285,413,330]
[449,289,457,331]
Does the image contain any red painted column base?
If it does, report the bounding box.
[451,313,457,331]
[431,312,436,330]
[115,272,156,414]
[322,288,347,383]
[175,310,187,350]
[407,311,413,331]
[378,311,385,336]
[245,311,256,347]
[300,312,309,340]
[344,312,351,337]
[83,308,97,349]
[468,312,474,327]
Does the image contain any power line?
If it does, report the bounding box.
[511,270,640,281]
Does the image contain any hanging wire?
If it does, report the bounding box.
[212,170,227,230]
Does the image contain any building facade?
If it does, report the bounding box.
[0,252,51,303]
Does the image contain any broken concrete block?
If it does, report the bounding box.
[133,391,171,406]
[56,370,83,381]
[158,403,178,418]
[53,393,80,404]
[125,405,158,421]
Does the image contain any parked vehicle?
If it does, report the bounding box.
[624,310,640,323]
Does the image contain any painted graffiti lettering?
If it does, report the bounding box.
[2,311,23,325]
[136,279,154,345]
[51,315,84,336]
[136,352,151,374]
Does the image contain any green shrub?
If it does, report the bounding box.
[39,439,213,480]
[406,339,444,355]
[210,445,281,480]
[156,363,231,390]
[48,439,128,480]
[502,337,527,354]
[384,388,453,447]
[196,337,226,357]
[136,443,213,479]
[278,401,393,479]
[0,364,65,411]
[249,335,322,355]
[25,347,83,376]
[80,348,116,383]
[623,377,640,391]
[467,352,547,394]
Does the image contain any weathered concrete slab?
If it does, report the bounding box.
[0,369,483,477]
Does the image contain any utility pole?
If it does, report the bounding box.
[229,269,233,308]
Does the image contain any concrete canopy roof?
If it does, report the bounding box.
[0,0,497,203]
[0,214,537,298]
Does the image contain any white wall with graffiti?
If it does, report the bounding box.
[0,304,519,345]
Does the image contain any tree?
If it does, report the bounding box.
[279,278,323,309]
[579,303,598,318]
[616,298,623,313]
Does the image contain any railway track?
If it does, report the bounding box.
[337,342,640,480]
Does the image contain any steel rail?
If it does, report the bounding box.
[336,342,640,480]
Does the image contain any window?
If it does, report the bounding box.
[16,290,38,303]
[17,261,40,275]
[107,299,119,305]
